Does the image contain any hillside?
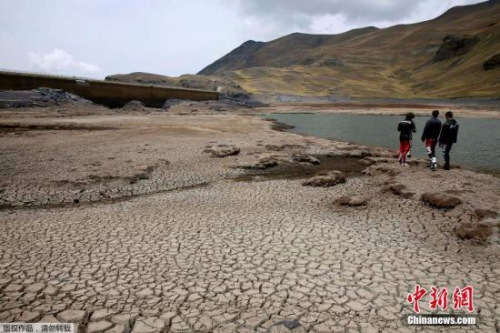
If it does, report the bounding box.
[199,0,500,99]
[105,72,243,93]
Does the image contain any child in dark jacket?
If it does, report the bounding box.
[439,111,459,170]
[421,110,442,170]
[397,112,416,166]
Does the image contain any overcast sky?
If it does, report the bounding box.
[0,0,485,78]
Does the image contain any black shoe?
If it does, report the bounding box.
[444,164,450,170]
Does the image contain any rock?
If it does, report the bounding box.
[264,144,305,151]
[267,320,303,332]
[265,144,282,151]
[335,149,371,158]
[122,100,145,111]
[361,157,390,165]
[362,164,401,176]
[421,192,462,209]
[204,145,240,158]
[292,154,320,165]
[57,309,86,323]
[238,155,284,170]
[483,53,500,71]
[334,196,368,207]
[0,88,91,109]
[381,184,414,198]
[162,99,183,109]
[218,91,267,107]
[433,35,480,62]
[475,209,498,220]
[302,171,346,187]
[456,222,493,242]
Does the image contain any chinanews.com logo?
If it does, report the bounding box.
[406,284,478,326]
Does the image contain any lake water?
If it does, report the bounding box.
[266,113,500,172]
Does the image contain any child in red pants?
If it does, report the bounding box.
[397,112,416,166]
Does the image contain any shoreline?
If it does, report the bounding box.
[261,114,500,177]
[252,103,500,119]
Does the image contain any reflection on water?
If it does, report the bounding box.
[266,113,500,172]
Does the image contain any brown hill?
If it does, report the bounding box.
[105,72,243,93]
[199,0,500,99]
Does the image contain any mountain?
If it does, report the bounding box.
[199,0,500,99]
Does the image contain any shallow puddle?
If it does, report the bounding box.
[234,155,367,182]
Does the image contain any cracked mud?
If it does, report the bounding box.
[1,107,499,333]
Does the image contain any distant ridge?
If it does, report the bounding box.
[197,0,500,99]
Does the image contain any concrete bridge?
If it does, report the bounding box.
[0,71,219,107]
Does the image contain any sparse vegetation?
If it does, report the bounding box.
[199,1,500,99]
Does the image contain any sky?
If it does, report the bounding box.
[0,0,486,78]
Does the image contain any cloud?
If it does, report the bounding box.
[0,0,487,76]
[231,0,486,40]
[27,49,101,76]
[238,0,420,23]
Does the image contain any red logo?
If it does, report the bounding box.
[407,285,474,313]
[453,286,474,313]
[429,287,448,311]
[407,284,427,313]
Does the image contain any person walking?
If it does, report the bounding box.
[397,112,416,166]
[421,110,442,171]
[438,111,459,170]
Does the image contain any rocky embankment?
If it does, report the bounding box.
[0,88,92,108]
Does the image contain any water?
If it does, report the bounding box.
[266,113,500,172]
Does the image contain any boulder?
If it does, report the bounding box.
[204,145,240,158]
[265,144,305,151]
[238,156,281,170]
[162,99,183,109]
[218,91,267,107]
[334,195,368,207]
[483,53,500,71]
[292,154,320,165]
[302,171,346,187]
[0,88,91,108]
[362,164,401,176]
[381,183,414,198]
[433,35,480,62]
[122,100,145,111]
[456,222,493,242]
[421,192,462,209]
